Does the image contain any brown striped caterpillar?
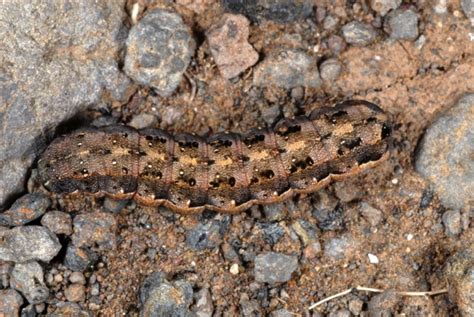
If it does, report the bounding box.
[38,100,391,214]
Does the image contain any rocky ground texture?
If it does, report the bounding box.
[0,0,473,316]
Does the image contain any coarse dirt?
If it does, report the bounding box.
[51,1,473,315]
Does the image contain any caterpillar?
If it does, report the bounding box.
[38,100,391,214]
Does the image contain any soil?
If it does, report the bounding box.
[45,1,473,315]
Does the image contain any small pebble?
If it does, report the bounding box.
[124,9,195,96]
[128,113,156,130]
[64,284,86,302]
[72,211,117,250]
[11,261,49,304]
[0,193,50,226]
[442,209,462,236]
[254,252,298,284]
[69,272,86,285]
[41,210,73,235]
[370,0,401,16]
[207,14,258,79]
[348,298,364,315]
[444,249,474,316]
[271,309,293,317]
[341,21,377,46]
[230,263,239,275]
[0,226,61,263]
[461,0,474,22]
[327,35,347,54]
[64,244,98,272]
[253,49,322,89]
[0,289,23,316]
[360,202,383,226]
[368,253,380,264]
[49,302,90,316]
[385,8,420,41]
[192,288,213,317]
[260,222,285,245]
[324,234,357,260]
[319,58,342,82]
[186,217,229,250]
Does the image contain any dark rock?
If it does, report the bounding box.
[462,0,474,21]
[253,49,322,89]
[49,302,91,317]
[0,261,12,288]
[367,290,398,316]
[124,8,195,96]
[312,192,343,231]
[192,288,214,317]
[324,234,357,260]
[0,193,50,226]
[254,252,298,284]
[370,0,401,16]
[222,0,314,24]
[360,202,383,226]
[0,1,130,210]
[0,289,23,316]
[259,222,285,245]
[139,272,193,317]
[64,244,98,272]
[0,226,61,262]
[11,261,49,304]
[444,248,474,316]
[186,216,230,250]
[71,211,117,250]
[319,58,342,82]
[415,94,473,211]
[64,284,86,302]
[341,21,377,46]
[40,210,72,235]
[442,209,462,236]
[207,14,259,79]
[385,8,420,41]
[20,304,36,317]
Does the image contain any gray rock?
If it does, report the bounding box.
[259,222,285,245]
[348,298,364,315]
[271,309,293,317]
[64,244,98,272]
[128,113,157,130]
[327,35,347,55]
[254,252,298,284]
[192,288,214,317]
[323,16,339,31]
[139,273,193,317]
[324,234,357,260]
[443,209,462,236]
[367,290,399,316]
[385,8,420,41]
[444,248,474,316]
[370,0,401,16]
[222,0,314,24]
[239,295,261,315]
[69,272,86,285]
[11,261,49,304]
[461,0,474,21]
[415,94,473,211]
[319,58,342,82]
[360,202,383,226]
[20,304,36,317]
[186,216,230,250]
[0,1,130,210]
[0,226,61,262]
[0,193,51,226]
[124,9,195,96]
[40,210,72,235]
[0,289,23,316]
[341,21,377,46]
[328,310,351,317]
[71,211,117,250]
[206,14,259,79]
[253,49,321,89]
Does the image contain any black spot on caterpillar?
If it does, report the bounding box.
[38,100,391,214]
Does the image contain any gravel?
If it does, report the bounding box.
[444,249,474,316]
[41,210,73,236]
[370,0,402,16]
[11,261,49,304]
[254,252,298,284]
[139,272,193,317]
[192,288,214,317]
[0,193,50,226]
[64,244,98,272]
[65,284,86,302]
[221,0,314,24]
[341,21,377,46]
[207,14,259,79]
[415,94,473,211]
[442,209,462,236]
[253,49,322,89]
[324,234,357,260]
[0,289,23,316]
[186,216,230,250]
[0,1,129,209]
[385,8,420,40]
[319,58,343,82]
[71,211,117,250]
[124,8,195,96]
[0,226,61,263]
[360,202,383,226]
